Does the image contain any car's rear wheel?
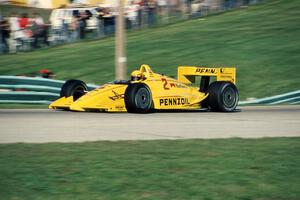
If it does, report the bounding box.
[124,83,153,113]
[207,81,239,112]
[60,80,87,101]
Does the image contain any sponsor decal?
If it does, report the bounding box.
[159,98,189,106]
[161,78,185,90]
[220,75,233,79]
[109,90,124,101]
[115,105,124,110]
[175,83,188,88]
[195,68,217,74]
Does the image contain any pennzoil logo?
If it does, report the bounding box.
[195,68,216,74]
[160,98,189,106]
[109,90,124,101]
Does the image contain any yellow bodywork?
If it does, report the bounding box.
[49,64,236,112]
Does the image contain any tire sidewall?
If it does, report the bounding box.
[208,81,239,112]
[125,83,153,113]
[217,82,239,112]
[60,80,88,101]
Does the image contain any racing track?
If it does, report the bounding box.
[0,105,299,143]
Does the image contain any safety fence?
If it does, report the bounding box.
[238,90,300,105]
[0,75,299,105]
[0,76,98,104]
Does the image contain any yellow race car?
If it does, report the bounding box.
[49,64,238,113]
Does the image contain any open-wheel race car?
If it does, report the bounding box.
[49,64,239,113]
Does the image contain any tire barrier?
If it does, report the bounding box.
[239,90,300,105]
[0,76,98,104]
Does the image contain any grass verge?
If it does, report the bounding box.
[0,138,299,199]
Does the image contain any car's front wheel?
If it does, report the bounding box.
[60,80,88,101]
[124,83,153,113]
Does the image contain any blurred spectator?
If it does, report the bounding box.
[31,13,49,48]
[169,0,179,18]
[186,0,192,17]
[19,13,32,42]
[0,16,10,53]
[224,0,236,9]
[96,8,105,36]
[78,10,90,39]
[157,0,168,23]
[69,13,79,41]
[8,12,22,52]
[146,0,157,26]
[137,0,144,27]
[102,8,115,35]
[19,13,30,30]
[62,18,69,42]
[126,1,139,29]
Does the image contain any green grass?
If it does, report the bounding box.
[0,0,300,100]
[0,138,299,199]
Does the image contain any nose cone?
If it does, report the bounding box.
[49,96,74,110]
[69,100,86,111]
[69,84,128,112]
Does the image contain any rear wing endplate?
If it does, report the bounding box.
[177,66,236,84]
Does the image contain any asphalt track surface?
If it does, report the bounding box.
[0,105,299,143]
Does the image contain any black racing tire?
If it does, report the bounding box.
[60,79,88,101]
[124,83,153,113]
[207,81,239,112]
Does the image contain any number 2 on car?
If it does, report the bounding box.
[161,78,176,90]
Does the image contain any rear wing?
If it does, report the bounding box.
[177,66,236,84]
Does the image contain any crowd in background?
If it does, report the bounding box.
[0,0,260,54]
[0,12,49,53]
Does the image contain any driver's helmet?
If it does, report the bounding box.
[131,70,144,81]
